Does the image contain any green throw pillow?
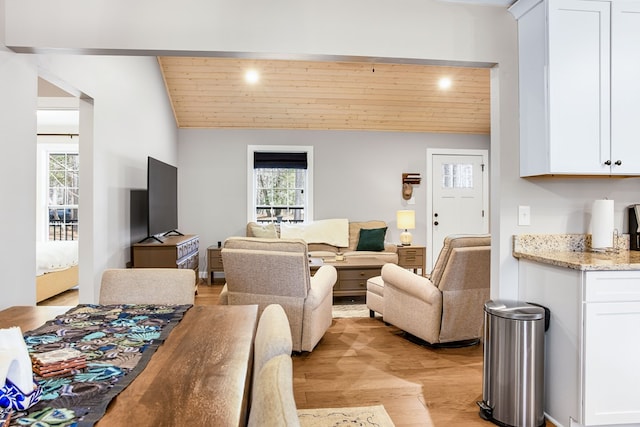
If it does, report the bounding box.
[356,227,387,251]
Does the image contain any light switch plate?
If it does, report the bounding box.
[518,205,531,226]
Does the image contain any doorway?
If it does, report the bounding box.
[36,77,81,304]
[426,148,489,271]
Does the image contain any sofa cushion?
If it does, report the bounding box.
[356,227,387,251]
[246,222,281,238]
[307,243,339,254]
[248,222,278,238]
[348,220,388,251]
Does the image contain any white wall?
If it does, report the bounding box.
[34,55,178,304]
[0,27,178,307]
[5,0,640,302]
[178,129,489,267]
[0,36,38,306]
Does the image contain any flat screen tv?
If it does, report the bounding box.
[146,156,180,241]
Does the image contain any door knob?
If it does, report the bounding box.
[604,160,612,166]
[615,160,622,166]
[434,213,439,217]
[434,221,439,226]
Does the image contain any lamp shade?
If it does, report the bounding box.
[397,210,415,230]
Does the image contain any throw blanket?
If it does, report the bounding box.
[280,218,349,247]
[10,304,191,427]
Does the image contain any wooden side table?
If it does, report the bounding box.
[397,245,426,276]
[207,246,224,285]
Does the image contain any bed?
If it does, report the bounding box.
[36,241,79,302]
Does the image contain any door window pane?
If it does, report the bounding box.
[442,163,473,189]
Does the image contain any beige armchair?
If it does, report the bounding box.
[383,234,490,346]
[219,237,337,352]
[99,268,196,305]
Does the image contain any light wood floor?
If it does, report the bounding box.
[40,281,554,427]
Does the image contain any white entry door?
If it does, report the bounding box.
[426,149,489,270]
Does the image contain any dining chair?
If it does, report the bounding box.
[253,304,293,385]
[99,268,196,305]
[248,354,301,427]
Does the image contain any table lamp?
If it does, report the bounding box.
[397,210,415,246]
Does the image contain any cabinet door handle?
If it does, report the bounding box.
[615,160,622,166]
[604,160,612,166]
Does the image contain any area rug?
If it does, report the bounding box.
[332,303,370,318]
[298,404,395,427]
[332,296,371,319]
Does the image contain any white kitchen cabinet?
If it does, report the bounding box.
[511,0,640,177]
[519,262,640,427]
[583,271,640,426]
[611,1,640,174]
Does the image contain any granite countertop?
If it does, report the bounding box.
[513,234,640,271]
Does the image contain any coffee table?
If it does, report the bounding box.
[310,256,387,298]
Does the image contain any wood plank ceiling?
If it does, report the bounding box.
[158,57,490,134]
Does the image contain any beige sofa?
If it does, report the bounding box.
[246,219,398,263]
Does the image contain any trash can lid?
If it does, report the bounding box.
[484,300,545,320]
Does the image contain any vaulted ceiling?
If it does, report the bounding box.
[158,57,491,135]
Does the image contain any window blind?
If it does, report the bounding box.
[253,152,307,169]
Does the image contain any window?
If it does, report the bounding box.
[48,152,79,240]
[248,146,313,223]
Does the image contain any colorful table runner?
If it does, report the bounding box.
[8,304,191,427]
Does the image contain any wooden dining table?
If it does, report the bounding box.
[0,304,258,427]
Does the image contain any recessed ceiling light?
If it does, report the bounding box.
[245,69,260,84]
[438,77,452,89]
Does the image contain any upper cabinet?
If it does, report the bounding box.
[611,1,640,175]
[511,0,640,177]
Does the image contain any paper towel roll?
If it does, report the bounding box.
[592,199,614,249]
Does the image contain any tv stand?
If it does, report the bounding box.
[132,234,199,281]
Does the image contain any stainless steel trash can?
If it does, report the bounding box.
[478,300,549,427]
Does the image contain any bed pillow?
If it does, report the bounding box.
[356,227,387,251]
